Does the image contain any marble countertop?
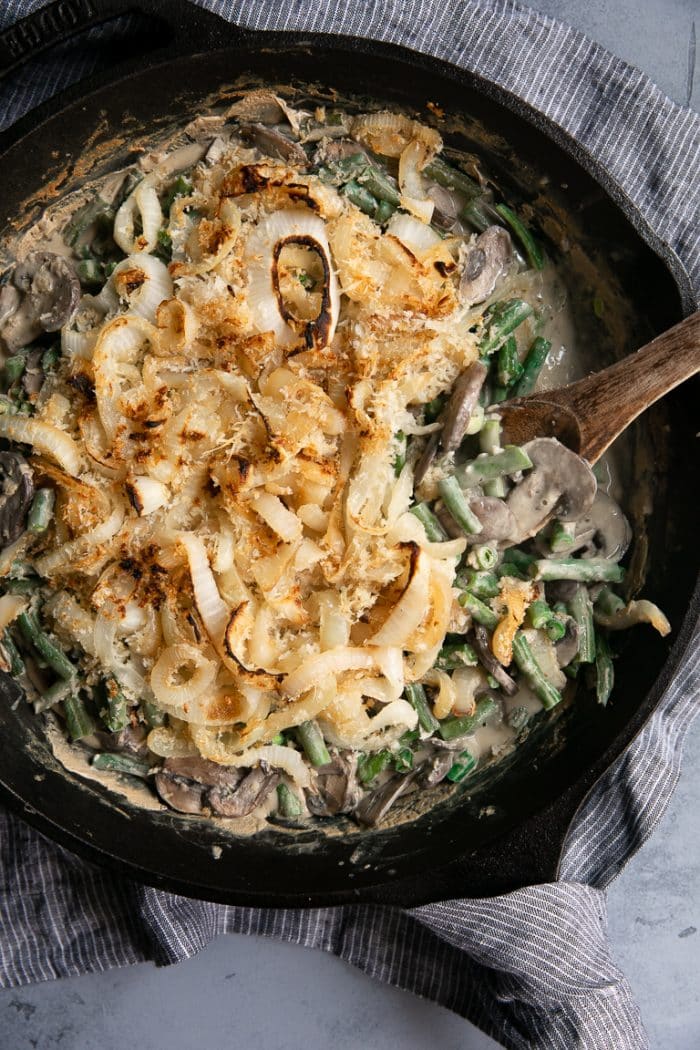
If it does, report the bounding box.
[0,1,697,1047]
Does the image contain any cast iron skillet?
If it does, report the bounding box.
[0,0,697,907]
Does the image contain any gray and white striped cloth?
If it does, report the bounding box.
[1,2,699,1048]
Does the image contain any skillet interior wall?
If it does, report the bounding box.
[0,39,692,903]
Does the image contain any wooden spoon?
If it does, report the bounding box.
[498,311,700,464]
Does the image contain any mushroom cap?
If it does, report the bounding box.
[506,437,597,543]
[574,490,631,561]
[242,122,308,166]
[1,253,80,351]
[439,360,488,453]
[306,751,362,816]
[458,226,513,306]
[0,450,35,546]
[467,494,518,544]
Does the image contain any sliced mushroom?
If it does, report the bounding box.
[155,756,244,816]
[506,438,597,543]
[458,226,513,306]
[422,750,455,786]
[22,348,45,400]
[467,495,517,544]
[574,490,632,561]
[0,451,34,547]
[472,624,519,695]
[209,765,279,818]
[1,253,80,351]
[0,284,20,327]
[355,771,417,826]
[241,123,308,166]
[413,431,440,487]
[313,138,372,168]
[439,361,488,452]
[154,771,207,814]
[306,751,362,816]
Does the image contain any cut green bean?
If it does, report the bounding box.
[504,547,536,571]
[4,355,26,384]
[494,203,544,270]
[393,431,407,476]
[511,337,552,397]
[276,781,303,818]
[405,682,440,733]
[568,584,596,663]
[527,599,555,630]
[5,577,40,595]
[342,179,379,216]
[496,335,524,388]
[549,520,576,553]
[423,156,482,200]
[545,618,566,643]
[530,558,624,583]
[458,591,499,629]
[142,699,166,728]
[507,705,530,731]
[92,752,151,778]
[410,502,448,542]
[511,633,562,709]
[374,199,397,224]
[594,633,614,706]
[77,257,104,286]
[446,748,477,783]
[393,747,414,773]
[33,678,72,714]
[434,641,479,670]
[27,487,55,534]
[439,696,497,741]
[271,731,286,746]
[438,476,483,535]
[595,586,626,616]
[100,678,130,733]
[295,720,331,767]
[458,445,533,489]
[497,561,528,580]
[471,545,498,571]
[357,749,393,784]
[163,175,193,213]
[461,197,500,232]
[1,630,24,677]
[479,418,501,455]
[358,166,401,206]
[17,612,76,680]
[458,569,500,600]
[63,694,96,741]
[479,299,534,356]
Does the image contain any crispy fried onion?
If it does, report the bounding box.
[244,209,339,351]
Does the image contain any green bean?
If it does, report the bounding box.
[4,355,26,385]
[479,418,501,455]
[276,781,303,818]
[461,197,500,233]
[458,591,499,629]
[446,748,477,783]
[490,384,508,403]
[271,731,286,746]
[423,156,482,200]
[457,445,533,488]
[374,199,397,224]
[27,488,55,534]
[77,257,104,287]
[63,694,96,741]
[357,749,393,784]
[410,502,448,542]
[545,618,566,643]
[438,476,483,535]
[163,175,193,213]
[4,577,39,595]
[92,752,151,778]
[400,727,420,746]
[457,569,500,600]
[497,561,528,581]
[1,630,24,677]
[404,682,440,734]
[434,641,479,670]
[65,196,113,246]
[494,203,544,270]
[358,166,401,206]
[549,520,576,553]
[496,335,524,388]
[479,299,534,356]
[342,179,379,216]
[527,599,556,630]
[511,337,552,397]
[423,394,446,423]
[393,431,407,476]
[100,679,130,733]
[568,584,596,663]
[154,228,173,263]
[511,633,562,709]
[595,586,626,616]
[507,705,530,731]
[393,747,414,773]
[594,633,614,706]
[465,403,485,436]
[530,558,624,583]
[471,545,498,571]
[505,547,537,572]
[141,699,166,728]
[295,720,331,767]
[439,696,497,740]
[33,678,72,714]
[17,612,76,680]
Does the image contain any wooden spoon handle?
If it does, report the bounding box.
[552,311,700,463]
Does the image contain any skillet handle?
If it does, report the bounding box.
[0,0,245,81]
